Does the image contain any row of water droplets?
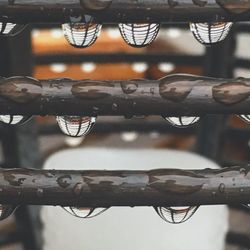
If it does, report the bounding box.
[0,204,200,224]
[0,16,232,47]
[62,17,233,48]
[1,115,250,137]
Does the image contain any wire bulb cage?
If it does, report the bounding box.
[62,15,102,48]
[163,116,200,128]
[189,22,232,45]
[63,207,108,218]
[0,115,31,125]
[0,22,25,36]
[0,205,16,221]
[118,23,160,48]
[239,115,250,124]
[154,206,199,224]
[56,116,96,137]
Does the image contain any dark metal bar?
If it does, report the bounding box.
[0,74,250,116]
[34,53,203,65]
[235,58,250,69]
[0,166,250,206]
[0,0,250,23]
[196,32,235,161]
[227,231,250,249]
[0,232,21,247]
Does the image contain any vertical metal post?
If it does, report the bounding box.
[0,27,43,250]
[195,29,236,161]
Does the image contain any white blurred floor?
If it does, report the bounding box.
[42,148,228,250]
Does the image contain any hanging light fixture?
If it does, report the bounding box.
[56,116,96,137]
[62,15,102,48]
[63,207,108,218]
[190,22,232,45]
[0,115,31,125]
[118,23,160,47]
[154,206,199,224]
[163,116,200,128]
[0,22,26,36]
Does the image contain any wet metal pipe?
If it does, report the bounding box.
[0,74,250,116]
[0,166,250,206]
[1,0,250,23]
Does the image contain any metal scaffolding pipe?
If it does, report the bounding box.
[0,74,250,116]
[0,166,249,206]
[0,0,250,23]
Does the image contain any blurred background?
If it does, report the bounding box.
[0,23,249,249]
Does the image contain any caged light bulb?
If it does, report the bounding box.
[163,116,200,128]
[190,22,232,45]
[0,115,31,125]
[62,15,102,48]
[56,116,96,137]
[118,23,160,48]
[154,206,199,224]
[63,207,108,219]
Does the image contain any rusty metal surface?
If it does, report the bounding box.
[0,166,249,206]
[0,0,250,23]
[0,74,250,115]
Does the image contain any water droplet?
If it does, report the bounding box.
[239,115,250,124]
[63,207,108,218]
[0,22,25,36]
[56,116,96,137]
[0,205,16,221]
[118,23,160,47]
[155,206,199,224]
[0,115,31,125]
[242,204,250,209]
[62,15,102,48]
[190,22,232,45]
[163,116,200,128]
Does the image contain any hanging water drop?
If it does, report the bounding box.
[239,115,250,124]
[0,115,31,125]
[0,205,16,221]
[190,22,232,45]
[62,15,102,48]
[118,23,160,47]
[0,22,25,36]
[243,204,250,209]
[163,116,200,128]
[154,206,199,224]
[63,207,108,218]
[56,116,96,137]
